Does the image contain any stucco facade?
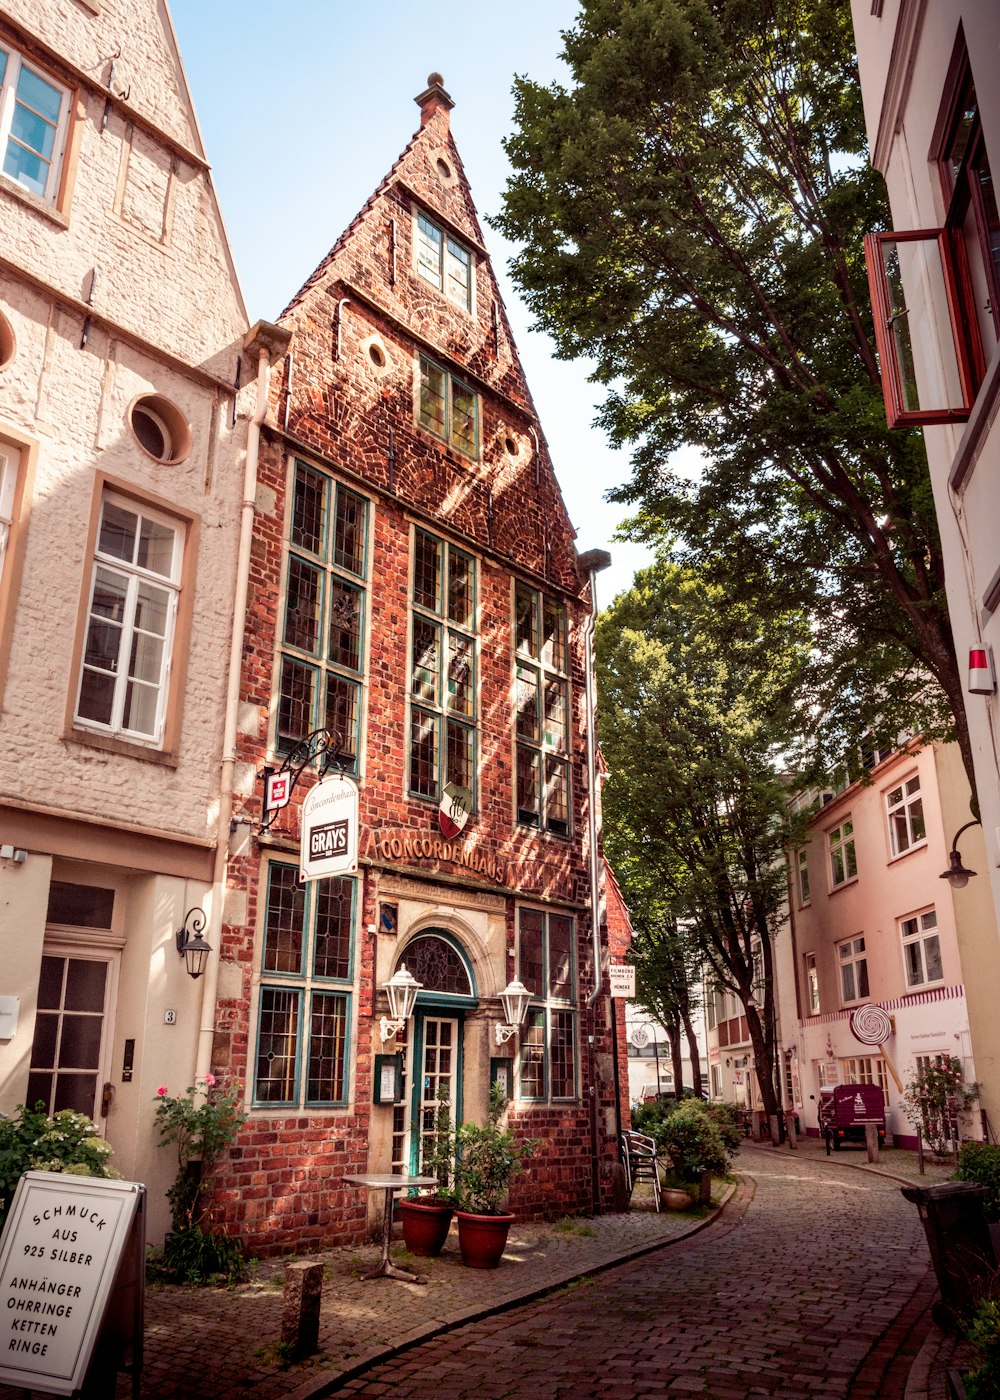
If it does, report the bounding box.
[0,0,250,1240]
[851,0,1000,1140]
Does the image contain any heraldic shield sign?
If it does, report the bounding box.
[300,773,360,882]
[439,782,473,839]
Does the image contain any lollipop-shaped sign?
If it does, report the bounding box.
[849,1003,901,1089]
[850,1003,892,1046]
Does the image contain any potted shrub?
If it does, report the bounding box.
[453,1083,537,1269]
[399,1088,457,1257]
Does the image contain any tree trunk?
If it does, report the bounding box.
[681,1007,703,1097]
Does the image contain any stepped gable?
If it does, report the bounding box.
[273,74,581,594]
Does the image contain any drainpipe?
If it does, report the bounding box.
[195,320,291,1084]
[577,548,612,1211]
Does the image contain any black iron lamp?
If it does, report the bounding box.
[940,819,981,890]
[175,907,213,980]
[495,977,532,1045]
[380,964,422,1042]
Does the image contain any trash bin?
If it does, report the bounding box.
[901,1181,997,1326]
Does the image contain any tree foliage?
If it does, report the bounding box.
[496,0,974,800]
[596,559,810,1116]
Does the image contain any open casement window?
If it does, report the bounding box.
[75,491,183,746]
[864,229,982,427]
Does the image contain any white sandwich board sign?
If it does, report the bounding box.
[0,1172,143,1395]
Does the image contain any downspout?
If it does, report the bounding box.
[195,320,291,1084]
[578,548,612,1211]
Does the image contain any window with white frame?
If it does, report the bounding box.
[75,491,182,744]
[415,210,473,310]
[710,1063,722,1098]
[418,354,479,457]
[276,461,368,772]
[409,528,477,801]
[515,582,570,835]
[817,1060,838,1088]
[517,907,577,1101]
[838,935,869,1004]
[0,45,70,203]
[841,1055,888,1096]
[900,909,943,988]
[886,774,926,857]
[796,846,810,905]
[253,860,355,1107]
[805,953,820,1015]
[828,819,857,887]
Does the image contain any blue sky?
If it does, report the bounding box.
[168,0,656,602]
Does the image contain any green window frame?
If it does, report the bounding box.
[276,461,368,773]
[516,907,577,1102]
[514,581,570,835]
[253,860,356,1108]
[408,527,477,802]
[418,354,479,458]
[415,210,473,310]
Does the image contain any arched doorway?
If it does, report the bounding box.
[388,929,477,1176]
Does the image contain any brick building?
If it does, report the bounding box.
[0,0,250,1235]
[202,77,626,1252]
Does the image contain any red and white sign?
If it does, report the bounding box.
[300,774,359,883]
[969,646,995,694]
[438,782,473,839]
[265,771,291,812]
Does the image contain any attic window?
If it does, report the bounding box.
[368,344,386,368]
[415,210,472,311]
[436,158,452,181]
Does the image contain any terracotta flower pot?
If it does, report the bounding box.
[399,1198,454,1257]
[455,1210,514,1268]
[662,1188,694,1210]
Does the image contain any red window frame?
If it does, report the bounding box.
[864,228,980,428]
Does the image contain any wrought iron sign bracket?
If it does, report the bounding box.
[258,728,346,834]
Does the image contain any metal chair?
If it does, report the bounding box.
[620,1129,661,1211]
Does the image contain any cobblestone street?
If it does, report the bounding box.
[335,1145,934,1399]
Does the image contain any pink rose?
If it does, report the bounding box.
[202,1073,217,1088]
[157,1086,168,1096]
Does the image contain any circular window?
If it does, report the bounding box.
[503,434,518,456]
[129,394,191,464]
[436,157,453,181]
[368,343,387,368]
[0,311,15,370]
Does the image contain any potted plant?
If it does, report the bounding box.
[399,1088,457,1257]
[453,1083,537,1269]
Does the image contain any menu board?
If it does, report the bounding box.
[0,1172,143,1396]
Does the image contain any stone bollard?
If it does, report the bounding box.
[281,1260,324,1356]
[865,1122,880,1163]
[784,1111,798,1149]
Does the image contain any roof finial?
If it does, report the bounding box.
[415,73,455,129]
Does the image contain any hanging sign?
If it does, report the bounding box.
[265,771,291,813]
[438,782,473,839]
[0,1173,143,1396]
[629,1023,651,1049]
[300,773,359,882]
[609,964,636,998]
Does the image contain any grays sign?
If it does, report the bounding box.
[300,773,359,882]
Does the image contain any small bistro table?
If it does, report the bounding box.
[343,1173,438,1283]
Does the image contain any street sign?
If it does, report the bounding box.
[609,964,636,998]
[300,773,359,882]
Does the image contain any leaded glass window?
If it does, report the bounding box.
[515,582,570,834]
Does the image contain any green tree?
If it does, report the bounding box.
[496,0,973,802]
[597,559,810,1120]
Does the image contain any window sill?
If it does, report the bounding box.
[828,875,859,894]
[0,173,70,228]
[887,839,928,864]
[64,726,178,767]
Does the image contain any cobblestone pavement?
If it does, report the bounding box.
[332,1144,937,1400]
[0,1138,958,1400]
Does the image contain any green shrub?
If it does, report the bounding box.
[0,1104,118,1224]
[704,1101,743,1156]
[147,1225,248,1286]
[965,1298,1000,1400]
[630,1100,677,1138]
[955,1143,1000,1223]
[658,1100,732,1182]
